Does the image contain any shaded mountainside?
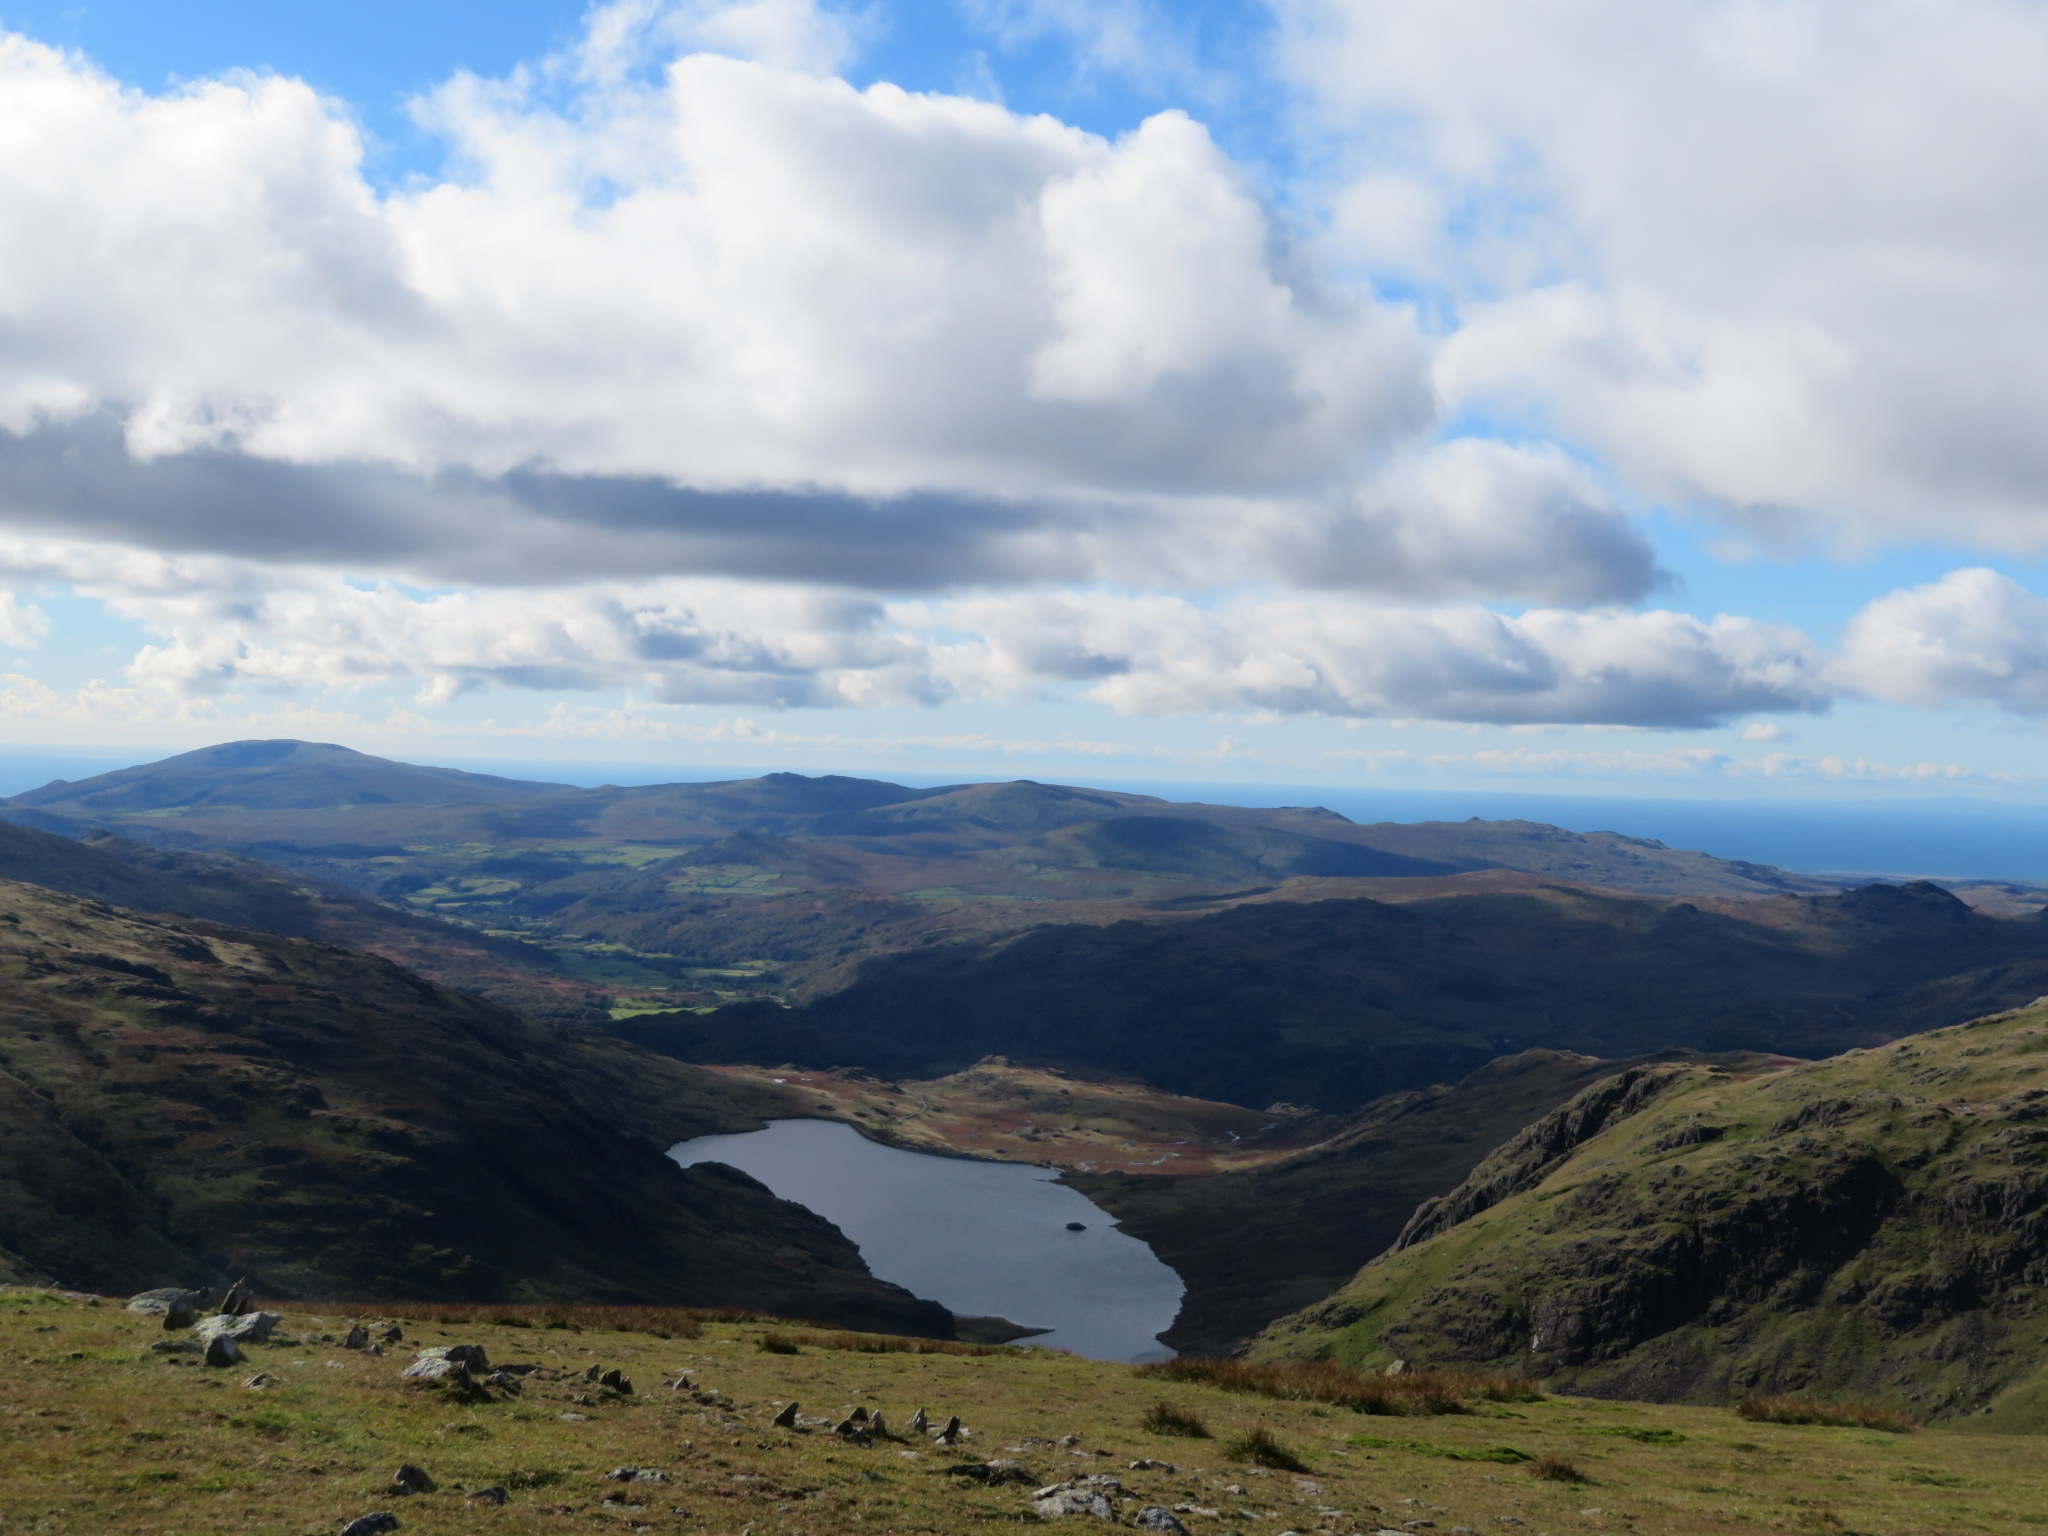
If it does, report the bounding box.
[616,879,2048,1110]
[1069,1047,1785,1354]
[1254,998,2048,1426]
[0,875,948,1336]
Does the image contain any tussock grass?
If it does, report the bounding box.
[782,1328,1016,1357]
[1737,1396,1918,1433]
[1136,1357,1542,1416]
[1140,1401,1211,1438]
[756,1333,802,1354]
[1531,1454,1590,1483]
[1226,1425,1312,1472]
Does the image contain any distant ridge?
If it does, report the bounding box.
[10,738,566,814]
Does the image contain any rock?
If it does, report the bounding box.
[599,1368,633,1394]
[127,1287,208,1316]
[380,1325,403,1344]
[833,1418,870,1443]
[150,1339,202,1355]
[344,1326,370,1350]
[849,1406,869,1423]
[1033,1489,1115,1520]
[163,1300,198,1331]
[1058,1433,1082,1447]
[243,1373,274,1389]
[869,1410,889,1437]
[772,1402,800,1428]
[1072,1476,1124,1493]
[485,1370,522,1392]
[203,1335,242,1368]
[217,1280,253,1317]
[338,1516,401,1536]
[947,1460,1035,1485]
[558,1412,589,1422]
[937,1415,963,1444]
[363,1343,385,1357]
[469,1487,508,1505]
[1130,1459,1176,1472]
[399,1357,469,1384]
[389,1464,436,1496]
[909,1407,929,1433]
[411,1344,488,1370]
[1066,1222,1087,1231]
[196,1311,282,1345]
[1135,1509,1191,1534]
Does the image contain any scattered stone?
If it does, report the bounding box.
[849,1406,869,1423]
[217,1280,253,1317]
[599,1368,633,1394]
[203,1334,243,1368]
[468,1488,509,1505]
[772,1402,800,1428]
[127,1287,208,1316]
[150,1339,203,1356]
[1058,1433,1082,1447]
[344,1326,370,1350]
[585,1364,604,1382]
[909,1407,929,1433]
[163,1299,198,1331]
[1130,1460,1176,1472]
[243,1373,274,1389]
[937,1415,963,1444]
[411,1344,489,1370]
[339,1515,401,1536]
[558,1413,589,1423]
[1171,1507,1221,1519]
[485,1370,522,1392]
[363,1343,385,1357]
[196,1311,282,1346]
[390,1464,436,1496]
[1134,1509,1191,1534]
[869,1410,889,1438]
[381,1325,403,1344]
[834,1418,871,1443]
[946,1460,1036,1485]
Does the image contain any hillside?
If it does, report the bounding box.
[0,875,947,1335]
[618,879,2048,1109]
[1256,997,2048,1426]
[0,820,607,1026]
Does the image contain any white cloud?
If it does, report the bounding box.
[1283,0,2048,548]
[1837,567,2048,713]
[0,592,49,649]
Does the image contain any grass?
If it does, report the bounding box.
[1141,1401,1212,1438]
[1739,1397,1920,1432]
[3,1286,2045,1536]
[1531,1453,1590,1483]
[1137,1356,1543,1416]
[1226,1426,1312,1472]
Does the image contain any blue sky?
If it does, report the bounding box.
[2,0,2048,804]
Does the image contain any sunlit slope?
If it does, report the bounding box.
[1257,1000,2048,1422]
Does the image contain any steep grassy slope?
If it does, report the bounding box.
[9,1289,2048,1536]
[0,876,947,1335]
[620,880,2048,1109]
[1256,998,2048,1424]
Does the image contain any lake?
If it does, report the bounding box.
[669,1118,1183,1361]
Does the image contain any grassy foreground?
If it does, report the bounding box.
[6,1287,2048,1536]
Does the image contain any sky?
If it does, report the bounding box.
[3,0,2048,804]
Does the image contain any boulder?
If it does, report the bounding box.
[203,1335,242,1368]
[1032,1488,1115,1520]
[163,1300,198,1331]
[1135,1509,1191,1534]
[344,1326,370,1350]
[398,1358,466,1384]
[196,1312,282,1346]
[126,1287,207,1316]
[339,1513,401,1535]
[772,1402,800,1428]
[468,1488,508,1506]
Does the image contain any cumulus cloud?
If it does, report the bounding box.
[1837,568,2048,713]
[1283,0,2048,547]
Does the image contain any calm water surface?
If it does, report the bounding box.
[669,1118,1183,1361]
